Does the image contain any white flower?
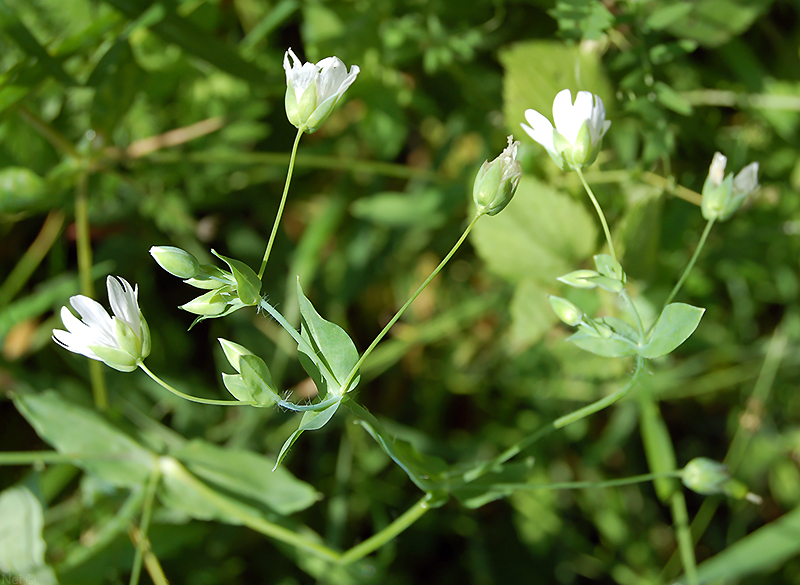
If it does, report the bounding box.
[53,276,150,372]
[473,135,522,216]
[701,152,759,222]
[521,89,611,171]
[283,48,359,133]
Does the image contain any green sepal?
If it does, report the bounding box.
[114,317,141,361]
[87,344,139,372]
[218,338,254,373]
[212,250,261,306]
[284,85,301,127]
[296,279,360,394]
[586,274,624,293]
[594,254,625,282]
[180,289,229,316]
[567,317,639,358]
[551,129,573,171]
[273,398,342,470]
[139,312,151,359]
[304,95,337,133]
[570,120,592,167]
[239,354,281,407]
[640,303,705,359]
[184,265,232,290]
[557,269,600,289]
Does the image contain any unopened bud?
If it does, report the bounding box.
[473,136,522,216]
[150,246,201,279]
[549,295,583,326]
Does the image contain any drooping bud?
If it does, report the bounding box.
[473,136,523,216]
[682,457,762,504]
[549,295,583,326]
[150,246,201,279]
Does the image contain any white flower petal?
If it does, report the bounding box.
[589,94,607,144]
[70,295,116,341]
[708,152,728,187]
[552,89,578,144]
[108,276,140,335]
[522,109,556,155]
[733,162,759,195]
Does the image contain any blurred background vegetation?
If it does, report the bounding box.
[2,0,800,583]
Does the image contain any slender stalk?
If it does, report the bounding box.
[339,495,433,565]
[259,127,303,279]
[662,217,715,309]
[554,355,645,428]
[75,171,108,410]
[138,362,255,406]
[129,466,161,585]
[0,210,65,306]
[462,471,684,493]
[620,289,646,344]
[576,167,616,264]
[0,451,79,465]
[464,355,646,482]
[670,491,699,585]
[339,212,483,394]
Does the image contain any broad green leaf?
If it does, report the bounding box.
[347,401,447,494]
[0,167,46,213]
[0,485,45,573]
[644,2,693,30]
[500,40,612,138]
[674,503,800,584]
[640,303,705,359]
[239,354,280,406]
[274,399,341,469]
[14,391,155,487]
[170,439,320,515]
[212,250,261,306]
[296,280,360,393]
[471,177,597,285]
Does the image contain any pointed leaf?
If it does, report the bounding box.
[222,373,257,403]
[274,399,341,469]
[567,317,640,358]
[239,354,281,407]
[640,303,705,359]
[296,280,359,393]
[212,250,261,306]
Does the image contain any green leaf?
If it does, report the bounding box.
[296,280,360,393]
[347,401,447,494]
[170,439,320,515]
[640,303,705,359]
[674,504,800,584]
[239,354,281,406]
[0,485,46,573]
[639,397,679,501]
[212,250,261,306]
[471,177,597,285]
[14,391,155,487]
[509,278,558,349]
[653,0,772,47]
[222,373,256,402]
[274,399,342,469]
[567,317,640,358]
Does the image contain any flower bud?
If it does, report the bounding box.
[218,338,254,373]
[701,152,759,222]
[180,289,228,316]
[557,269,601,289]
[150,246,201,279]
[682,457,762,504]
[473,136,522,216]
[549,295,583,326]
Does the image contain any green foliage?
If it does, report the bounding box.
[2,0,800,583]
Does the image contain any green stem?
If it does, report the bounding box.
[461,471,684,493]
[129,466,161,585]
[138,362,255,406]
[662,217,715,310]
[75,171,108,411]
[339,495,433,565]
[463,355,646,482]
[258,127,303,279]
[162,457,341,562]
[620,289,646,344]
[0,451,80,465]
[670,490,699,585]
[553,355,645,428]
[576,167,616,264]
[339,212,484,395]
